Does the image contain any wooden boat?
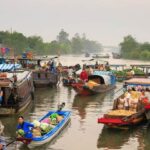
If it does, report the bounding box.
[92,54,109,59]
[0,64,34,116]
[32,70,58,88]
[72,71,116,96]
[17,110,71,148]
[7,57,59,88]
[112,52,121,59]
[98,78,150,129]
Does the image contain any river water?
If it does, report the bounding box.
[1,55,150,150]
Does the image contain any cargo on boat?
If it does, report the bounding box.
[0,64,34,116]
[72,71,116,96]
[17,110,71,148]
[98,78,150,129]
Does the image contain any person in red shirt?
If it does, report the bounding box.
[80,68,88,82]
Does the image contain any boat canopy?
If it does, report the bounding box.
[93,71,113,76]
[125,78,150,86]
[88,71,116,85]
[0,64,21,71]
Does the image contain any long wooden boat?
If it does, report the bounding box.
[17,110,71,148]
[98,78,150,129]
[7,57,59,88]
[72,71,116,96]
[0,65,34,116]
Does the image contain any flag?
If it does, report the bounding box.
[0,47,10,55]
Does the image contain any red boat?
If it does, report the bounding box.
[72,71,116,96]
[98,78,150,129]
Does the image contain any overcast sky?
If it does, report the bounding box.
[0,0,150,46]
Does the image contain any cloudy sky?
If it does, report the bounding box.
[0,0,150,45]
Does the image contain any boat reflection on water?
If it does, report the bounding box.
[97,125,150,150]
[97,127,131,149]
[72,94,106,120]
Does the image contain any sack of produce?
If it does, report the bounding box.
[86,80,99,89]
[32,120,41,127]
[119,98,125,104]
[40,123,52,134]
[41,118,51,124]
[50,113,58,120]
[32,128,41,137]
[117,104,124,109]
[57,115,63,122]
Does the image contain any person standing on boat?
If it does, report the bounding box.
[0,88,3,106]
[124,91,131,110]
[80,68,88,82]
[17,116,34,139]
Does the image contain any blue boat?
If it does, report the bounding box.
[17,110,71,148]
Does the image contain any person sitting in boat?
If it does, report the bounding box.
[80,68,88,82]
[17,116,34,139]
[0,88,3,106]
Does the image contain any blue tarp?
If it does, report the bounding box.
[0,64,21,71]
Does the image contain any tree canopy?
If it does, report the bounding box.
[120,35,150,60]
[0,29,102,56]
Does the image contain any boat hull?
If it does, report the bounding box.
[98,116,145,129]
[33,72,59,88]
[72,83,115,96]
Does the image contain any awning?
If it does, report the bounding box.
[0,64,21,71]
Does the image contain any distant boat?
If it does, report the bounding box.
[85,52,90,57]
[112,52,121,59]
[92,54,109,59]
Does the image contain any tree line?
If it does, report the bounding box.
[120,35,150,60]
[0,29,102,55]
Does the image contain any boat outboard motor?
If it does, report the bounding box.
[57,102,65,111]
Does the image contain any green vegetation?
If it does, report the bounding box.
[111,68,145,77]
[120,35,150,60]
[0,29,102,55]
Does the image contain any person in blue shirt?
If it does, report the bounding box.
[17,116,34,139]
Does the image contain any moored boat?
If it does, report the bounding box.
[98,78,150,129]
[33,70,59,88]
[17,110,71,148]
[72,71,116,96]
[0,64,34,116]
